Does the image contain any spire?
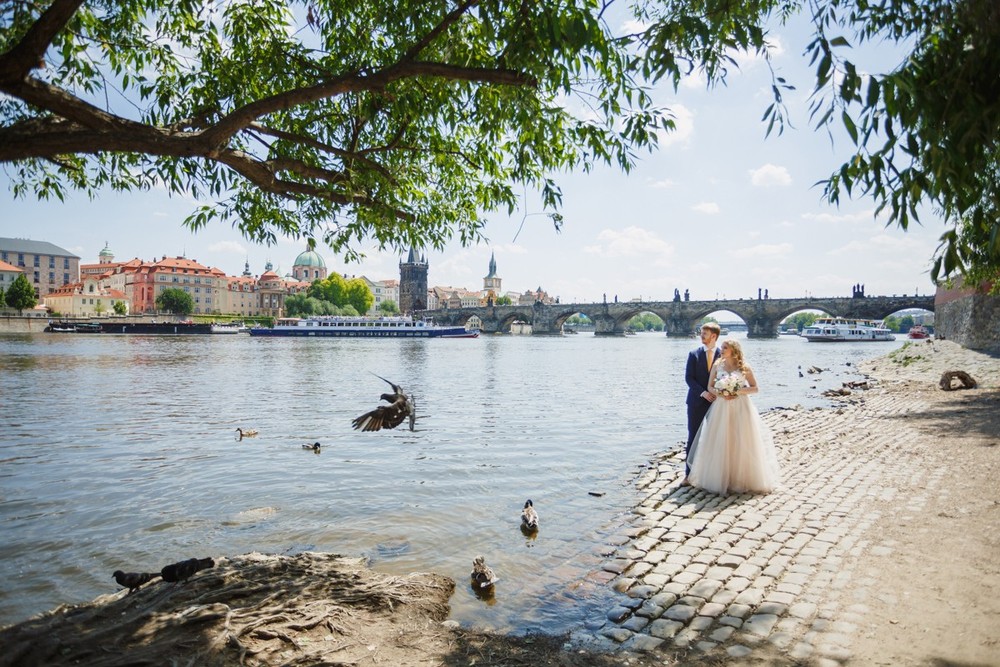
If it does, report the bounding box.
[486,251,497,277]
[407,247,416,263]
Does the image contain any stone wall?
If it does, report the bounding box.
[935,282,1000,355]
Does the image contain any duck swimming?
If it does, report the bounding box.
[302,442,321,453]
[236,428,259,439]
[471,555,498,590]
[520,499,539,532]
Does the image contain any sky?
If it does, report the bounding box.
[0,9,944,308]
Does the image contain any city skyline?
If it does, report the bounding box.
[1,11,944,306]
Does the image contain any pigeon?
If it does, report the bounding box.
[471,555,498,590]
[351,374,415,432]
[303,442,321,453]
[236,428,258,439]
[160,557,215,583]
[112,570,159,594]
[520,499,539,532]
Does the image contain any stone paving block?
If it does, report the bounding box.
[686,578,721,599]
[788,602,816,619]
[776,582,803,595]
[662,582,688,596]
[601,626,633,643]
[650,591,678,607]
[628,562,653,578]
[692,552,718,565]
[709,625,735,642]
[743,613,779,637]
[698,602,726,618]
[726,603,753,619]
[756,601,788,616]
[724,576,751,592]
[620,615,649,632]
[726,645,753,658]
[602,559,629,574]
[705,566,733,580]
[634,600,665,619]
[628,584,659,599]
[734,588,765,606]
[676,596,707,610]
[733,563,763,579]
[718,615,743,628]
[689,615,714,632]
[762,564,785,578]
[782,571,810,586]
[665,553,692,566]
[644,549,668,564]
[789,642,813,660]
[765,591,796,605]
[662,605,699,622]
[695,640,718,652]
[606,606,632,623]
[672,571,701,585]
[652,561,684,577]
[611,577,635,593]
[711,589,738,606]
[648,618,684,639]
[769,631,794,648]
[623,634,664,652]
[715,554,744,568]
[641,573,669,588]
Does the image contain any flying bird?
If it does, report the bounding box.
[236,428,258,439]
[303,442,321,453]
[112,570,159,594]
[471,555,498,590]
[351,374,415,432]
[521,499,539,532]
[160,557,215,584]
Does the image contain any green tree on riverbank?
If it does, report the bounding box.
[155,288,194,316]
[4,274,36,314]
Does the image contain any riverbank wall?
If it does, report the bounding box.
[935,282,1000,355]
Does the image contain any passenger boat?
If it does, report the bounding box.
[249,315,479,338]
[210,322,249,334]
[907,325,931,339]
[801,318,896,342]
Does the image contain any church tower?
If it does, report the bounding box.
[483,250,501,296]
[398,248,428,314]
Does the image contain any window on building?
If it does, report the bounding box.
[33,271,39,283]
[63,258,69,269]
[48,257,55,268]
[49,272,55,283]
[63,273,69,284]
[33,256,40,267]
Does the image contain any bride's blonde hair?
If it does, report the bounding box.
[722,340,748,372]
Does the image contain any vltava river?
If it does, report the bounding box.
[0,331,907,632]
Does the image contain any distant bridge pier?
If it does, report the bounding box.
[592,312,621,336]
[746,314,780,339]
[664,313,698,337]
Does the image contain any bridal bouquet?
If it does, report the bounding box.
[714,373,745,397]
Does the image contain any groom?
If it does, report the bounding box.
[684,322,721,481]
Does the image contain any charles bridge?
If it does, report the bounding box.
[419,294,935,337]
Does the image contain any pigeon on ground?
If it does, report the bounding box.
[521,499,539,532]
[112,570,159,594]
[160,557,215,583]
[351,374,416,432]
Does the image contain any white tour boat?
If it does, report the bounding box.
[249,315,479,338]
[801,318,896,342]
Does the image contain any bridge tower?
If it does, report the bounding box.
[399,248,428,314]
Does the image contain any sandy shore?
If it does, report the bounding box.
[1,339,997,666]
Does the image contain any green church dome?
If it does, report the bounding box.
[293,249,326,268]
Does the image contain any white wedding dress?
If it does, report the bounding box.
[687,368,780,495]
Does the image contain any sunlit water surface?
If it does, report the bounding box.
[0,331,908,632]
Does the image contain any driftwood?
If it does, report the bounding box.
[939,370,978,391]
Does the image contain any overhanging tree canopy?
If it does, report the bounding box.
[0,0,662,261]
[1,0,998,284]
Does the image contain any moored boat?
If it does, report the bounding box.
[801,317,896,342]
[249,315,478,338]
[211,322,249,334]
[907,325,931,339]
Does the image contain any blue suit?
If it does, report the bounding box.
[685,345,720,475]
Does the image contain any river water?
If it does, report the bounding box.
[0,331,907,633]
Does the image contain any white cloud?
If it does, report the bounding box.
[729,242,793,258]
[692,202,720,215]
[657,104,695,147]
[748,164,792,187]
[583,226,675,262]
[647,177,676,189]
[208,241,246,255]
[801,209,877,225]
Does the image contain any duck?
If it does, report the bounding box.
[352,374,416,432]
[520,499,539,532]
[235,427,259,439]
[302,442,321,453]
[471,555,498,590]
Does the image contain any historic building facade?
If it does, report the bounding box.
[0,237,80,297]
[398,248,428,314]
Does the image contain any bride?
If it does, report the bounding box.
[686,339,780,495]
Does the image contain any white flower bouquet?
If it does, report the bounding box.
[714,372,745,397]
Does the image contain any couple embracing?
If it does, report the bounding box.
[683,322,779,495]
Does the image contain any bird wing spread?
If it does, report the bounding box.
[352,400,410,431]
